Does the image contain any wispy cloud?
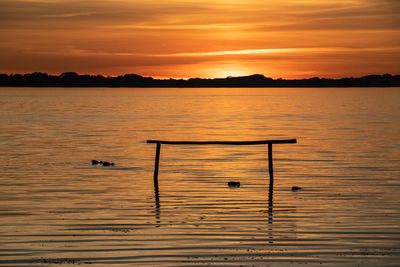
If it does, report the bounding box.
[31,46,400,57]
[0,0,399,77]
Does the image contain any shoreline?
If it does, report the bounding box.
[1,73,399,87]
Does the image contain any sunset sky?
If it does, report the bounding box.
[0,0,399,78]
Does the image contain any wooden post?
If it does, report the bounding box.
[153,143,161,187]
[154,177,161,227]
[151,143,161,227]
[268,181,274,243]
[268,143,273,192]
[267,143,274,243]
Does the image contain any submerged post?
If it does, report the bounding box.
[268,143,273,192]
[267,142,274,241]
[153,143,161,187]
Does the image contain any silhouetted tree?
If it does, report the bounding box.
[0,72,399,87]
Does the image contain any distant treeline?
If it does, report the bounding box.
[0,72,399,87]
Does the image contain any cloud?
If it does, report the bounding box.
[0,0,218,29]
[2,0,398,31]
[0,0,399,77]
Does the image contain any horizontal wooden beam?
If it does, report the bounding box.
[147,139,296,145]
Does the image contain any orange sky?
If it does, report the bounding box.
[0,0,399,78]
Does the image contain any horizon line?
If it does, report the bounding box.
[1,72,399,81]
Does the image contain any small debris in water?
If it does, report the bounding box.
[91,160,114,166]
[291,186,302,191]
[110,228,132,233]
[31,258,93,264]
[228,181,240,188]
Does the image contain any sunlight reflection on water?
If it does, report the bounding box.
[0,87,399,266]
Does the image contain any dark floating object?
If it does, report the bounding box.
[228,181,241,188]
[291,186,302,191]
[91,160,114,166]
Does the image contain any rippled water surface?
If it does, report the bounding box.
[0,87,399,266]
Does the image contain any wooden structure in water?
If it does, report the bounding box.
[147,139,297,191]
[147,139,297,232]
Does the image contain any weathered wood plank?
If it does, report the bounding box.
[147,139,296,145]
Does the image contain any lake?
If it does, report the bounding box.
[0,87,399,266]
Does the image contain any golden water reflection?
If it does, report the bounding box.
[0,87,399,266]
